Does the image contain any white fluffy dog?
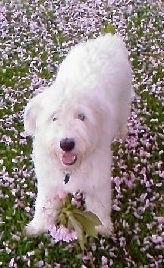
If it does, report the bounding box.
[24,33,133,236]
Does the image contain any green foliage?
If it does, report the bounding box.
[101,23,116,35]
[58,194,102,250]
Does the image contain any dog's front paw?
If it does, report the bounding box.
[24,220,46,236]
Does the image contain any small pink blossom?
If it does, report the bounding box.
[155,217,164,224]
[151,234,163,244]
[48,225,77,243]
[140,193,147,202]
[112,204,121,211]
[58,192,67,200]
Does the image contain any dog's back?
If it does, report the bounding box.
[56,34,133,98]
[56,33,133,139]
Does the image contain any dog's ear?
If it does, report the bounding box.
[24,93,43,136]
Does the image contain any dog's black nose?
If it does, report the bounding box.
[60,138,75,151]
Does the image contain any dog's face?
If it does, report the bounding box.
[24,88,104,170]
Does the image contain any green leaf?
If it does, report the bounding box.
[74,213,97,238]
[57,195,102,248]
[72,209,102,238]
[101,23,116,35]
[63,193,72,207]
[58,212,67,226]
[73,209,102,226]
[67,212,86,251]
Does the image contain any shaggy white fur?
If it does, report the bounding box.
[24,33,133,236]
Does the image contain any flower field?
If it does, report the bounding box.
[0,0,163,267]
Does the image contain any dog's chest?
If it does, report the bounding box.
[47,169,95,194]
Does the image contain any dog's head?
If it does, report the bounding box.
[24,87,109,170]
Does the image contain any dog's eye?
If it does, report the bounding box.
[52,116,57,121]
[78,113,85,121]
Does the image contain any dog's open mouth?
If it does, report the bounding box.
[62,152,77,166]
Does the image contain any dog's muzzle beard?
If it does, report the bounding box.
[60,138,77,166]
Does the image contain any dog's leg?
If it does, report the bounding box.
[85,190,113,236]
[119,124,128,140]
[24,192,61,235]
[118,101,131,140]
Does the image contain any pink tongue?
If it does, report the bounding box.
[62,152,77,165]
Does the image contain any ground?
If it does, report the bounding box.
[0,0,163,267]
